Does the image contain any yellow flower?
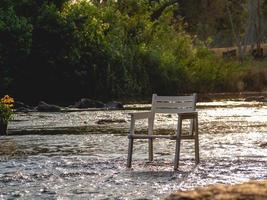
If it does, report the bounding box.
[1,95,14,107]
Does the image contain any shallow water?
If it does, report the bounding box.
[1,101,267,199]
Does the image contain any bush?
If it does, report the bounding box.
[0,0,257,103]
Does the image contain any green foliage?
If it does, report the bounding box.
[0,0,258,103]
[175,0,249,47]
[185,43,249,92]
[0,104,12,124]
[0,6,32,95]
[0,95,14,124]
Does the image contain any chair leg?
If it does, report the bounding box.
[127,138,134,168]
[148,116,154,162]
[174,117,182,170]
[189,119,194,135]
[194,117,200,164]
[148,138,153,162]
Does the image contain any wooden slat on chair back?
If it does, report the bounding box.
[152,94,196,113]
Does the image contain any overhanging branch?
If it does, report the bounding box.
[150,0,180,21]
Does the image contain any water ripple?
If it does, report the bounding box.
[0,101,266,199]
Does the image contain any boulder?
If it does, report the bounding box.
[14,101,31,109]
[166,180,267,200]
[36,101,61,112]
[245,96,266,102]
[105,101,124,109]
[96,119,126,124]
[259,142,267,148]
[14,101,34,112]
[74,98,105,108]
[16,107,33,113]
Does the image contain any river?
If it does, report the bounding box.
[0,101,267,199]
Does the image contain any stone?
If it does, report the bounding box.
[105,101,124,109]
[259,142,267,148]
[16,107,32,113]
[14,101,31,109]
[73,98,105,108]
[96,119,126,124]
[245,96,266,102]
[36,101,61,112]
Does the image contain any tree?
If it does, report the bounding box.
[247,0,264,57]
[0,7,32,95]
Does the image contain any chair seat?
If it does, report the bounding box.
[128,134,196,140]
[128,134,175,139]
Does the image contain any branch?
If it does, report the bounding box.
[226,1,240,45]
[151,0,180,21]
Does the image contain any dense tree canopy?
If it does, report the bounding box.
[0,0,266,104]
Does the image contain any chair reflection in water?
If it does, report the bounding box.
[127,93,199,170]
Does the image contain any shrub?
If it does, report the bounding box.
[0,95,14,124]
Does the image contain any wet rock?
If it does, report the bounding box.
[15,107,33,113]
[14,101,34,112]
[96,119,126,124]
[14,101,35,112]
[105,101,124,109]
[245,96,266,102]
[166,180,267,200]
[14,101,31,109]
[73,98,105,108]
[259,142,267,148]
[14,101,29,108]
[36,101,61,112]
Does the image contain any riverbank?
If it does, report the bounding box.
[197,91,267,101]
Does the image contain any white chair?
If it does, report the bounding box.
[127,93,199,170]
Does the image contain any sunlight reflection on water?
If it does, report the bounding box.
[0,101,267,199]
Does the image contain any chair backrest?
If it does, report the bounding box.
[151,93,197,114]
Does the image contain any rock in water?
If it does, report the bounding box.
[96,119,126,124]
[105,101,124,109]
[14,101,31,109]
[166,180,267,200]
[36,101,61,112]
[74,98,105,108]
[16,107,32,113]
[245,96,266,102]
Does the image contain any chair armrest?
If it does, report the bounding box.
[128,112,152,120]
[128,112,152,135]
